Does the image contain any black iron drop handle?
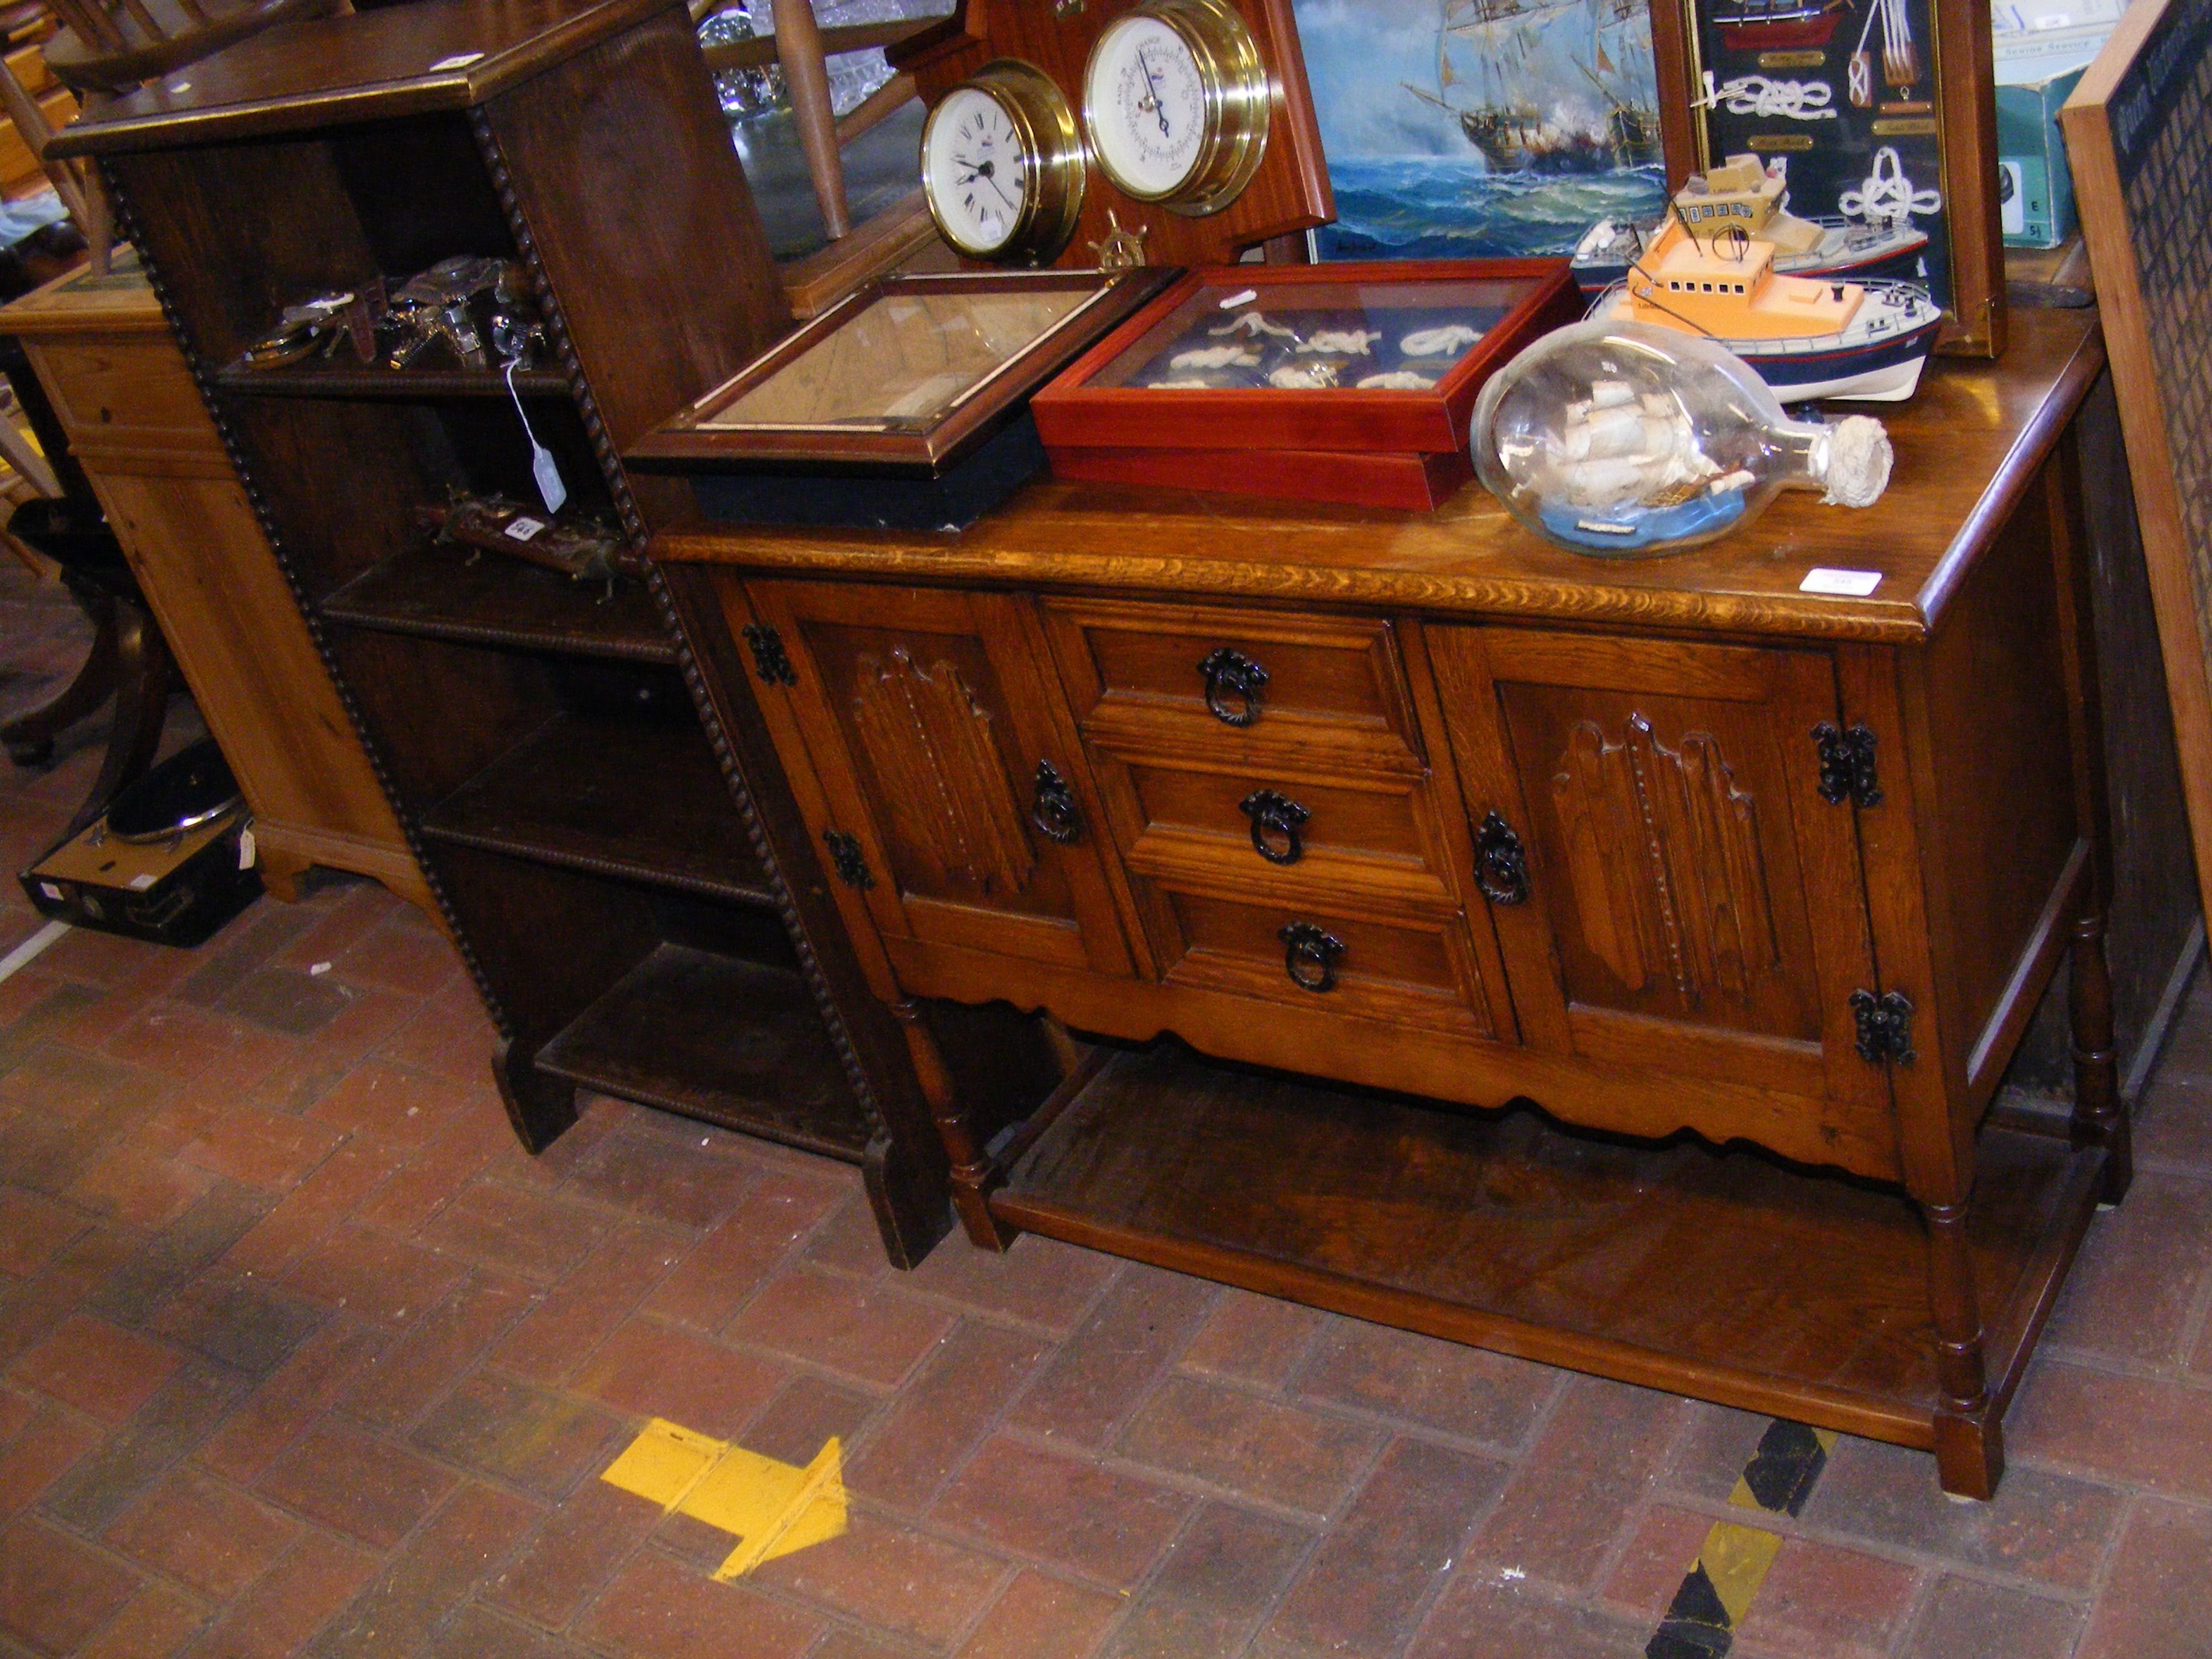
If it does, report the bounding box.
[1240,788,1309,866]
[1198,646,1270,728]
[1475,810,1531,906]
[1031,760,1084,844]
[1279,921,1345,993]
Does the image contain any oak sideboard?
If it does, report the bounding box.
[651,306,2125,1498]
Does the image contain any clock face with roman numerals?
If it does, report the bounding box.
[921,61,1087,265]
[924,85,1033,258]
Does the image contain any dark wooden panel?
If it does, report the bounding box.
[228,398,449,602]
[423,709,774,905]
[538,943,873,1160]
[323,628,556,811]
[745,578,1139,979]
[215,363,571,399]
[2000,374,2203,1101]
[108,138,378,372]
[1913,453,2081,1089]
[323,544,674,664]
[481,3,790,461]
[999,1042,2095,1444]
[426,841,663,1054]
[50,0,682,155]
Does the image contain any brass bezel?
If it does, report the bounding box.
[922,59,1088,265]
[1081,0,1271,218]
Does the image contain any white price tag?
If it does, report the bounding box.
[1799,567,1884,597]
[239,826,257,870]
[530,444,567,515]
[127,873,156,891]
[503,517,547,542]
[430,51,484,70]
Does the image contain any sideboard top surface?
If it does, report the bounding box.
[48,0,674,156]
[654,307,2105,645]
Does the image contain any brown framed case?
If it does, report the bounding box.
[628,267,1175,477]
[1648,0,2006,357]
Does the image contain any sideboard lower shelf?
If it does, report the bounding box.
[994,1043,2104,1452]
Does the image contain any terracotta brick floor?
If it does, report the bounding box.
[3,567,2211,1658]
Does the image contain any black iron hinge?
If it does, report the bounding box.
[743,623,797,687]
[823,829,874,891]
[1850,989,1915,1066]
[1813,722,1881,808]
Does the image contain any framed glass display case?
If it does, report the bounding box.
[628,268,1176,474]
[1030,259,1582,508]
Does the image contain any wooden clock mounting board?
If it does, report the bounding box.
[889,0,1332,269]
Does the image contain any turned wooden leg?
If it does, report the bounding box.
[2048,425,2128,1207]
[771,0,850,241]
[62,602,174,841]
[3,586,119,767]
[893,998,1018,1251]
[492,1037,577,1154]
[2070,909,2132,1204]
[1924,1199,2002,1499]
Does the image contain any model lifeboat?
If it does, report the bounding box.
[1590,211,1940,401]
[1572,154,1929,295]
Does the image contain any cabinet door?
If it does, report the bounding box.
[740,579,1137,981]
[1430,628,1888,1119]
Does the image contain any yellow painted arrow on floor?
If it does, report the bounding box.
[600,1418,847,1580]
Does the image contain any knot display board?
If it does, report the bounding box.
[890,0,1332,269]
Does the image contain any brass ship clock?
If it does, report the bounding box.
[1081,0,1270,216]
[920,59,1087,264]
[901,0,1326,270]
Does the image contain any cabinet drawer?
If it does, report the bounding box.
[29,336,216,448]
[1114,758,1457,911]
[1156,888,1493,1037]
[1042,598,1421,769]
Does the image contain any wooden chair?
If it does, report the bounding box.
[696,0,953,315]
[41,0,342,93]
[0,330,175,836]
[27,0,343,269]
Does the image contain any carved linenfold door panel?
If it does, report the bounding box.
[734,579,1137,982]
[847,646,1037,901]
[1550,712,1783,1013]
[1427,626,1891,1128]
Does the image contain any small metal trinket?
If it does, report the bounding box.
[1088,207,1150,272]
[242,291,363,369]
[380,257,545,372]
[416,495,630,592]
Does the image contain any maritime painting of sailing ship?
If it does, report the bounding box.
[1293,0,1670,260]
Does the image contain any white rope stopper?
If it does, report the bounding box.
[1816,415,1893,508]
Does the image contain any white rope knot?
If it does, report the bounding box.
[1818,416,1893,507]
[1838,146,1943,227]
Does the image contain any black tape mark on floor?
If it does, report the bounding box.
[1642,1418,1837,1659]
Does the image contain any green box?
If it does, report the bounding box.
[1993,20,2113,249]
[1996,67,2083,248]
